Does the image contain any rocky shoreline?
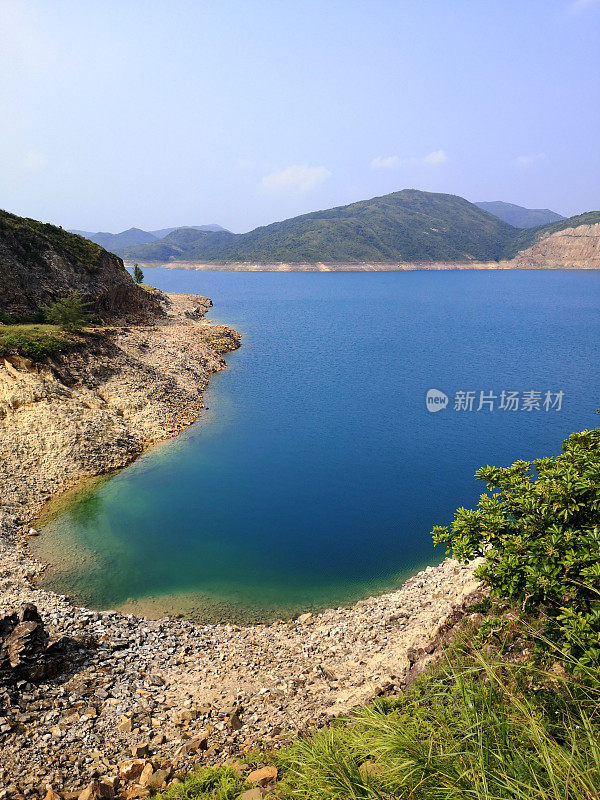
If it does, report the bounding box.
[0,292,480,798]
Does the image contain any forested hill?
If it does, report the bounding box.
[120,190,516,264]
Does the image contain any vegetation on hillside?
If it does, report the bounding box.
[122,190,517,264]
[41,292,93,331]
[0,209,106,271]
[0,324,78,361]
[160,422,600,799]
[501,210,600,260]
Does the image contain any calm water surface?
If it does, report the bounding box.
[34,270,600,622]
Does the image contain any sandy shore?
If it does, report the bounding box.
[0,293,480,797]
[124,259,600,272]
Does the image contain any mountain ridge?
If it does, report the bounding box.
[68,224,228,253]
[474,201,564,229]
[120,189,516,264]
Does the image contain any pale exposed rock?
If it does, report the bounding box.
[510,222,600,268]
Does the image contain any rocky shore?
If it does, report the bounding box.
[0,292,480,798]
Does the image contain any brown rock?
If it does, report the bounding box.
[118,759,145,781]
[43,790,62,800]
[117,715,133,734]
[247,765,278,786]
[227,711,243,730]
[240,790,264,800]
[123,788,150,800]
[78,782,101,800]
[98,779,116,800]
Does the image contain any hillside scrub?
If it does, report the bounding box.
[0,324,78,361]
[433,425,600,669]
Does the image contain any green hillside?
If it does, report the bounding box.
[501,210,600,260]
[475,201,564,228]
[122,190,516,264]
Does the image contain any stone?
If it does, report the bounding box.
[240,790,264,800]
[131,743,150,759]
[123,789,150,800]
[227,711,243,731]
[117,715,132,733]
[138,763,154,788]
[78,781,101,800]
[247,765,278,786]
[43,791,61,800]
[118,759,145,781]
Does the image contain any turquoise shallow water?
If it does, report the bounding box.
[34,270,600,622]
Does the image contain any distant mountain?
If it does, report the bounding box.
[122,190,516,264]
[149,225,226,238]
[475,202,565,229]
[69,227,158,251]
[69,225,229,255]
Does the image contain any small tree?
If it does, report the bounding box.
[133,264,144,284]
[42,292,92,332]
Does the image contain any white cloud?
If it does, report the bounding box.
[371,150,448,169]
[569,0,600,12]
[370,155,401,169]
[260,165,331,195]
[515,153,546,168]
[422,149,448,166]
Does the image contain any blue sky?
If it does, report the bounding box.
[1,0,599,232]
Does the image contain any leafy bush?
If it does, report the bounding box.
[41,292,92,331]
[432,426,600,669]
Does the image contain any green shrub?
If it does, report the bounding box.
[41,292,92,331]
[0,329,77,361]
[432,426,600,670]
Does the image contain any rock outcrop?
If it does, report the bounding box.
[509,222,600,268]
[0,211,159,322]
[0,293,241,525]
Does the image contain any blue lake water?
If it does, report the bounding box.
[35,269,600,622]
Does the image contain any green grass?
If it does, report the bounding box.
[0,323,79,361]
[159,766,247,800]
[158,617,600,800]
